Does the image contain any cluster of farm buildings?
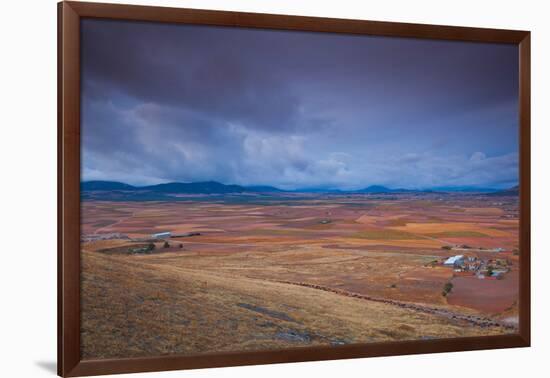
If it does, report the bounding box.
[440,254,511,279]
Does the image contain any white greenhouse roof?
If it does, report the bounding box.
[444,255,464,265]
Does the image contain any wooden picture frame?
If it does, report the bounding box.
[58,1,530,376]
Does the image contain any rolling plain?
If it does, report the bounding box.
[80,192,519,359]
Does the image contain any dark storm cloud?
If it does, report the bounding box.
[81,20,304,133]
[81,18,519,189]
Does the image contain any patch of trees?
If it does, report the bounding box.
[127,243,155,254]
[442,282,454,296]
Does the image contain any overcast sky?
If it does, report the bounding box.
[81,19,519,190]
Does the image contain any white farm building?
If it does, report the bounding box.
[151,231,171,239]
[444,255,464,266]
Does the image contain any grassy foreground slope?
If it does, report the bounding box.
[81,250,504,359]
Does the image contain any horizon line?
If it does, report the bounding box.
[80,179,518,192]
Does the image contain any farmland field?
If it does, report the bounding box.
[80,193,519,359]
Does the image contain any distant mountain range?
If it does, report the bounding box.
[354,185,434,194]
[486,185,519,196]
[82,180,243,194]
[244,185,285,193]
[80,181,136,191]
[81,180,519,196]
[81,180,282,195]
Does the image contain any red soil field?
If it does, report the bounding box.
[447,270,519,314]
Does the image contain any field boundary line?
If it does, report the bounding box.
[266,278,517,331]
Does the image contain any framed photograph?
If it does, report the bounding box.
[58,1,530,376]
